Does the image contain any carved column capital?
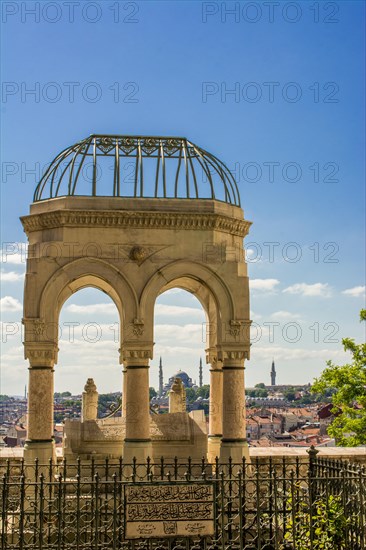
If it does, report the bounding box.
[205,347,223,371]
[217,345,250,367]
[24,342,58,367]
[120,341,154,367]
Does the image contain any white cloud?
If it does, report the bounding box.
[283,283,331,297]
[250,279,280,292]
[270,310,301,320]
[1,243,28,265]
[155,323,204,344]
[250,310,262,320]
[251,345,350,362]
[65,303,117,315]
[0,296,22,312]
[1,270,24,282]
[155,304,205,318]
[342,285,365,298]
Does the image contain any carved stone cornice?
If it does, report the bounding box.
[21,210,251,238]
[24,342,58,367]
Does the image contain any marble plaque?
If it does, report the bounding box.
[125,483,215,538]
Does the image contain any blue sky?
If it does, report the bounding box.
[1,0,365,395]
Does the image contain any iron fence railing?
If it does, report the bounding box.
[1,450,365,550]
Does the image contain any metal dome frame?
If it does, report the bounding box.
[33,134,241,206]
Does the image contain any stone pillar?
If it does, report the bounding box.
[220,349,249,464]
[121,367,127,418]
[82,378,98,421]
[122,343,153,463]
[169,378,186,413]
[207,349,223,462]
[23,342,58,465]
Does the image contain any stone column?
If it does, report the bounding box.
[121,367,127,417]
[23,342,58,465]
[207,349,223,462]
[122,343,153,463]
[220,349,250,464]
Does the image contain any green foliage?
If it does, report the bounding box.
[311,309,366,446]
[195,385,210,399]
[54,391,72,398]
[98,393,120,416]
[282,494,353,549]
[185,388,197,403]
[255,383,266,389]
[149,387,157,399]
[0,395,10,402]
[284,390,296,401]
[246,388,268,398]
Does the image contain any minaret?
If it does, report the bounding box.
[270,359,276,386]
[159,357,163,397]
[199,357,203,388]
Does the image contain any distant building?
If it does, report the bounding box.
[5,425,26,447]
[166,370,193,389]
[159,357,164,397]
[270,360,276,386]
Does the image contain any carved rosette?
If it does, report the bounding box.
[132,318,144,337]
[227,319,252,339]
[24,342,58,367]
[22,317,47,341]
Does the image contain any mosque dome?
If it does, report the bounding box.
[33,134,241,206]
[167,370,193,388]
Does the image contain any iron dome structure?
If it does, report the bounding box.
[34,135,241,205]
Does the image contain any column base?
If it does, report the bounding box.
[23,440,56,466]
[219,439,250,465]
[207,435,222,463]
[123,439,152,463]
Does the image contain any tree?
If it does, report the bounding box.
[196,385,210,399]
[284,390,296,402]
[255,383,266,389]
[311,310,366,446]
[149,387,157,399]
[185,388,196,403]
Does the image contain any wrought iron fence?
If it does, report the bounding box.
[1,450,365,550]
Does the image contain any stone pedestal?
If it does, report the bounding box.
[82,378,98,422]
[169,378,186,413]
